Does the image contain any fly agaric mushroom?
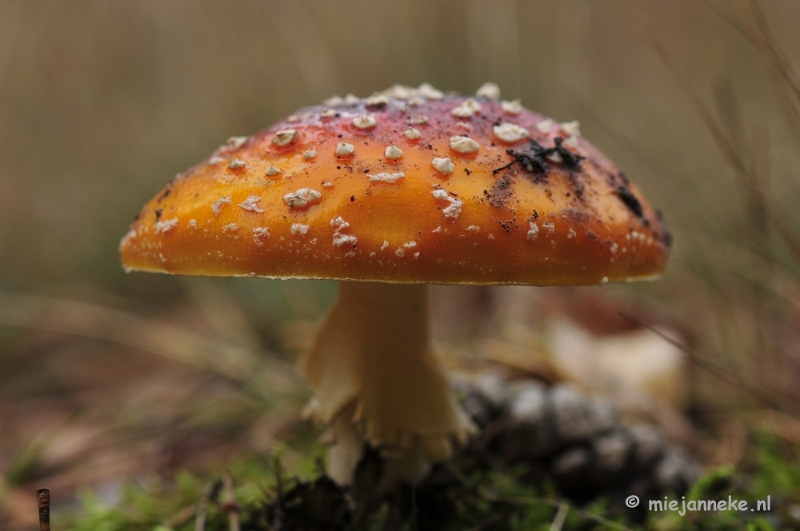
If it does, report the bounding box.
[120,82,670,486]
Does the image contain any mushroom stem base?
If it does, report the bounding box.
[300,281,473,485]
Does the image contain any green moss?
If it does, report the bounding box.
[644,438,800,531]
[65,435,800,531]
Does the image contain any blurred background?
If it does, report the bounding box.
[2,0,800,528]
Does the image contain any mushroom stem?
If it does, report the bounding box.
[300,281,473,485]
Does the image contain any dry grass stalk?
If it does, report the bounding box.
[36,489,49,531]
[0,290,302,403]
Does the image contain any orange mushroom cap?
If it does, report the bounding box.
[120,85,670,286]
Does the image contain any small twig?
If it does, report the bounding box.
[164,504,197,530]
[221,471,241,531]
[37,488,50,531]
[481,490,633,531]
[549,502,569,531]
[195,494,210,531]
[476,415,512,448]
[195,479,222,531]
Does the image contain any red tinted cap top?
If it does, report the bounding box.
[120,83,670,285]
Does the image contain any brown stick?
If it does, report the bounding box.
[37,489,50,531]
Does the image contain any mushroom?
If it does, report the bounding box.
[120,83,671,486]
